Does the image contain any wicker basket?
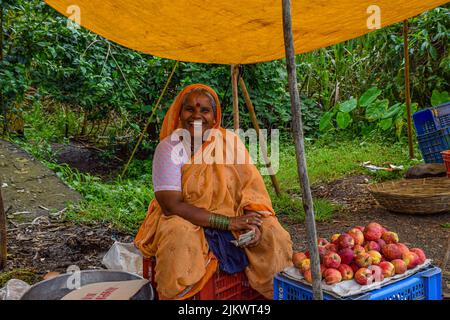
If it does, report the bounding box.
[368,177,450,214]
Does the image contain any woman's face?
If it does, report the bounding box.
[179,92,216,139]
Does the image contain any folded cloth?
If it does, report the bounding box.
[203,228,248,274]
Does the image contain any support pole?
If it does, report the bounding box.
[403,20,414,159]
[231,65,240,130]
[239,77,282,197]
[121,61,178,177]
[0,6,6,135]
[281,0,323,300]
[0,187,6,270]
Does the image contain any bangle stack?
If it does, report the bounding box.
[209,213,230,230]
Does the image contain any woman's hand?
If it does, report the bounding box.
[229,212,263,231]
[243,225,262,248]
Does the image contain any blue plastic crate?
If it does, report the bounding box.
[417,127,450,163]
[274,265,442,300]
[413,102,450,135]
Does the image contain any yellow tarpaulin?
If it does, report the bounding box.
[44,0,447,64]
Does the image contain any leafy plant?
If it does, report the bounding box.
[319,87,418,139]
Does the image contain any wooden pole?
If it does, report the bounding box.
[0,6,6,135]
[231,65,240,130]
[282,0,323,299]
[239,77,282,197]
[0,187,6,270]
[403,20,414,159]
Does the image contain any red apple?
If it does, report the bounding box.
[379,261,395,278]
[367,250,382,265]
[364,241,381,252]
[293,252,307,268]
[364,222,383,241]
[355,268,374,285]
[324,243,338,253]
[353,245,365,256]
[305,251,310,259]
[355,226,365,232]
[396,243,409,255]
[323,268,342,285]
[300,258,311,273]
[402,251,419,269]
[338,248,354,265]
[338,234,355,249]
[368,265,384,282]
[381,231,399,244]
[349,262,359,273]
[376,239,386,249]
[318,238,329,246]
[330,234,340,245]
[391,259,407,274]
[347,228,364,246]
[303,269,313,283]
[323,252,341,269]
[410,248,426,265]
[355,252,373,268]
[381,244,402,261]
[338,264,354,280]
[318,246,329,263]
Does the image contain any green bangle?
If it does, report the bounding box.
[209,213,230,230]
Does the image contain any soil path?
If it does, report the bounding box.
[0,139,82,221]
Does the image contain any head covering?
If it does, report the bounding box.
[159,84,222,141]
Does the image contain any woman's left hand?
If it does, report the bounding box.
[243,225,262,248]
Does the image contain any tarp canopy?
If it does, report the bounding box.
[45,0,446,64]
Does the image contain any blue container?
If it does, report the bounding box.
[413,102,450,135]
[274,265,442,300]
[417,127,450,163]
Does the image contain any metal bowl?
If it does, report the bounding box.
[21,270,154,300]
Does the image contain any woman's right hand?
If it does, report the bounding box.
[229,212,263,231]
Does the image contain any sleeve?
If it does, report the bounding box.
[152,139,183,192]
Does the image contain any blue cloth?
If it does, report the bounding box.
[203,228,248,274]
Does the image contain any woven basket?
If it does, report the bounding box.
[368,177,450,214]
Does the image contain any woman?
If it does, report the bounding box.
[134,84,293,300]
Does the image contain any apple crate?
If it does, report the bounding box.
[143,257,264,300]
[273,265,442,300]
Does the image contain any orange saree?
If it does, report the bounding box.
[134,84,293,299]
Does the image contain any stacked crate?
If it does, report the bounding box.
[413,102,450,163]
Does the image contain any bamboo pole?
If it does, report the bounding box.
[121,61,178,177]
[239,77,282,197]
[0,187,6,270]
[282,0,323,300]
[403,20,414,159]
[231,65,240,130]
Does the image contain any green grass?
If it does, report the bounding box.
[272,138,421,194]
[46,162,153,234]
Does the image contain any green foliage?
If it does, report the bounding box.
[319,87,420,139]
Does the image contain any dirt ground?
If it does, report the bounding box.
[0,139,449,298]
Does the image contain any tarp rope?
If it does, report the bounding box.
[121,60,179,177]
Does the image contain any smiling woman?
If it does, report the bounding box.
[134,84,293,300]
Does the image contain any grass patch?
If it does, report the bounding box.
[0,269,41,287]
[47,162,152,234]
[442,223,450,228]
[272,138,421,195]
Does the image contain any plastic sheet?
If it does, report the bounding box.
[0,279,31,300]
[102,242,143,276]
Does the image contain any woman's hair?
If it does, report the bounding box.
[181,88,217,115]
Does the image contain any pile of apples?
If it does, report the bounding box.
[292,222,427,286]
